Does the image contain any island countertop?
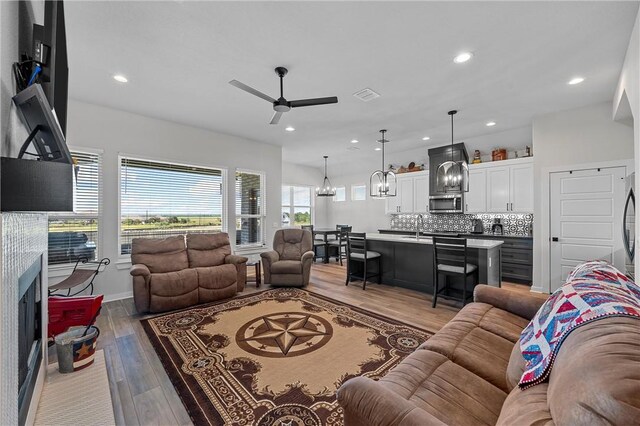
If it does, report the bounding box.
[366,233,504,249]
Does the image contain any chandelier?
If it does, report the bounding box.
[316,155,336,197]
[370,129,397,198]
[436,110,469,192]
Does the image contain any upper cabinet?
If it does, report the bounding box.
[385,171,429,214]
[470,158,533,214]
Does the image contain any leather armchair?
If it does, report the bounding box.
[261,229,314,287]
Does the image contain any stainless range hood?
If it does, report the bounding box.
[428,143,469,213]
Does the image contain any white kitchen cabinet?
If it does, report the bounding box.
[486,166,511,212]
[466,169,487,213]
[509,163,534,212]
[413,174,430,213]
[385,190,401,214]
[398,176,415,213]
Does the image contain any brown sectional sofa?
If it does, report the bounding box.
[337,285,640,425]
[130,233,247,313]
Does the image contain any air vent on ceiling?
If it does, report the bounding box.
[353,88,380,102]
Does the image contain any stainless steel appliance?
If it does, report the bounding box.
[429,194,464,214]
[623,172,635,279]
[471,218,484,234]
[491,218,504,235]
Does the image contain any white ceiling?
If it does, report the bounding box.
[64,1,639,171]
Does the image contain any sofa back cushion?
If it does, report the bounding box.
[273,229,312,261]
[505,342,526,392]
[187,233,231,267]
[131,236,189,273]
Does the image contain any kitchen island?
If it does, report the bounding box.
[352,233,503,295]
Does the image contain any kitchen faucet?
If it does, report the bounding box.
[415,214,425,240]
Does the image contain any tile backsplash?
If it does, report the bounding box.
[390,213,533,236]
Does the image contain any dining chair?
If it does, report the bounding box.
[432,237,478,308]
[345,232,381,290]
[328,225,352,265]
[302,224,324,262]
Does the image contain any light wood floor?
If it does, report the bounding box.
[66,262,543,426]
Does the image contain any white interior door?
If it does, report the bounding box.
[550,167,626,291]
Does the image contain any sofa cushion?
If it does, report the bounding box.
[271,260,303,274]
[496,384,553,426]
[452,302,530,343]
[195,264,237,303]
[505,341,526,392]
[380,349,507,425]
[187,233,232,267]
[132,236,188,273]
[419,320,513,392]
[148,269,199,312]
[547,317,640,425]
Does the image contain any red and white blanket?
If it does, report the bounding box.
[519,261,640,389]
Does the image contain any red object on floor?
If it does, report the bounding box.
[48,295,103,338]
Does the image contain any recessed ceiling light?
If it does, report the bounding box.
[422,136,430,141]
[375,147,382,151]
[568,77,585,85]
[453,52,473,64]
[351,139,359,144]
[486,121,496,127]
[113,74,128,83]
[285,126,295,132]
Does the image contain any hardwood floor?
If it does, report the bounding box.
[61,262,543,425]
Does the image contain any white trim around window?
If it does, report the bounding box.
[333,186,346,202]
[235,168,267,249]
[351,184,367,201]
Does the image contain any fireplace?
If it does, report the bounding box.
[17,257,42,425]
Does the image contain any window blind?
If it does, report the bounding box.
[120,157,224,255]
[48,150,101,265]
[236,171,264,246]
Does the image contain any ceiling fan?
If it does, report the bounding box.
[229,67,338,125]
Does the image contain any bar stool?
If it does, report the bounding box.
[328,225,351,265]
[345,232,381,290]
[432,237,478,308]
[302,225,324,262]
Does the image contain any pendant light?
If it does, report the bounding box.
[316,155,336,197]
[436,110,469,192]
[370,129,397,198]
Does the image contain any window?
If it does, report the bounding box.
[282,185,313,226]
[334,186,346,202]
[120,157,224,255]
[351,184,366,201]
[48,150,101,266]
[235,170,265,247]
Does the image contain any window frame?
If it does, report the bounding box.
[351,184,367,201]
[282,184,315,227]
[333,186,346,202]
[117,153,228,260]
[235,168,267,249]
[48,146,104,270]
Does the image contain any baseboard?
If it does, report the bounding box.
[529,285,545,294]
[103,291,133,302]
[25,361,45,426]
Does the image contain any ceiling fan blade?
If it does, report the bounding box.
[270,111,283,125]
[229,80,276,103]
[289,96,338,108]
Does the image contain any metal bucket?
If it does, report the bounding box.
[54,325,100,373]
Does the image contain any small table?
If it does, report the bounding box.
[312,228,339,264]
[246,261,261,287]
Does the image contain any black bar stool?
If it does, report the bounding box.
[432,237,478,307]
[328,225,351,265]
[345,232,381,290]
[302,225,324,262]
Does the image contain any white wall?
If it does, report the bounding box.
[50,100,283,301]
[614,8,640,275]
[532,102,634,293]
[282,161,330,228]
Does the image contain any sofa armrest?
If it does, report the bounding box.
[130,263,150,277]
[301,251,314,263]
[473,284,546,321]
[225,254,248,265]
[260,251,279,264]
[301,250,314,287]
[225,255,248,292]
[337,377,446,426]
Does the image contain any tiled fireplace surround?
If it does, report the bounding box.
[1,213,48,425]
[390,213,534,235]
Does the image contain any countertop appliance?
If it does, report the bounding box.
[428,194,464,214]
[428,142,469,214]
[624,172,635,279]
[471,218,484,234]
[491,218,504,235]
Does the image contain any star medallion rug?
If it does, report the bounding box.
[141,288,432,426]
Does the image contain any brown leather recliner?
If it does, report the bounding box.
[261,229,314,287]
[130,233,247,313]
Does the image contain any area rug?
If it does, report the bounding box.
[141,288,432,426]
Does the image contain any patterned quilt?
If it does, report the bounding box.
[519,261,640,389]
